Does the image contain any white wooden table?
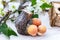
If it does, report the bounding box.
[1,0,60,40]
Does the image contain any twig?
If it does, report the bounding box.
[0,11,12,24]
[0,0,29,24]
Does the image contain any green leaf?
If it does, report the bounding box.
[41,0,46,2]
[11,19,14,22]
[31,10,34,14]
[32,14,38,18]
[8,27,17,37]
[0,23,17,37]
[10,0,16,2]
[0,8,3,11]
[0,8,5,16]
[40,3,52,10]
[18,10,21,14]
[31,0,36,6]
[0,11,5,16]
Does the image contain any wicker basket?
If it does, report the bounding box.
[49,2,60,27]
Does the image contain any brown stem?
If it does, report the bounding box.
[0,11,12,24]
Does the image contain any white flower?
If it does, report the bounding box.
[36,0,44,6]
[24,6,34,12]
[0,3,4,10]
[34,6,42,14]
[8,2,20,12]
[9,12,19,18]
[0,3,4,16]
[4,6,9,12]
[24,2,34,12]
[22,1,31,7]
[0,10,6,17]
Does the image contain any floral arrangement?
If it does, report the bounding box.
[0,0,52,37]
